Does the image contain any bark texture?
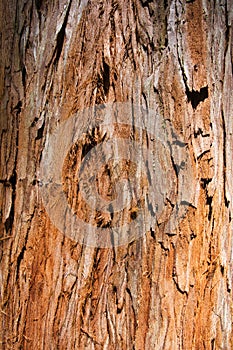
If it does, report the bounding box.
[1,0,233,349]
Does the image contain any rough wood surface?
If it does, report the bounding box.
[0,0,233,349]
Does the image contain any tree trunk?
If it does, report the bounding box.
[1,0,233,349]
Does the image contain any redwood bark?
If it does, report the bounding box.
[0,0,233,349]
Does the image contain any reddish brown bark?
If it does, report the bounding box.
[0,0,233,349]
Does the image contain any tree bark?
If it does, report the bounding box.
[1,0,233,349]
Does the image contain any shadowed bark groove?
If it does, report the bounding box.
[0,0,233,349]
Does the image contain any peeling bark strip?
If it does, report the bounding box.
[0,0,233,349]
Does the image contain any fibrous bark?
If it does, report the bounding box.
[0,0,233,349]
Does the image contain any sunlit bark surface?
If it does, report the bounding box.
[0,0,233,349]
